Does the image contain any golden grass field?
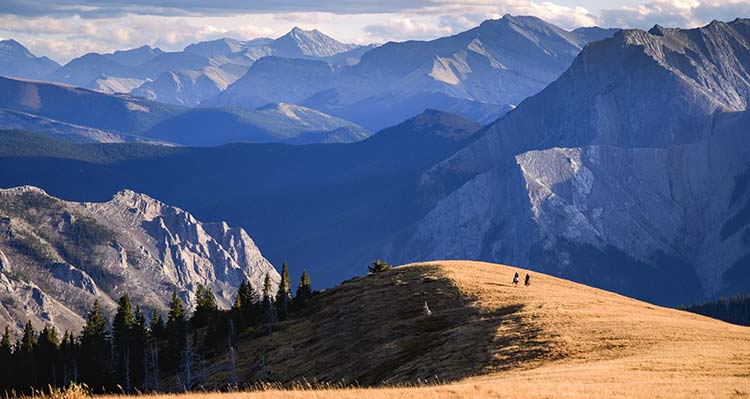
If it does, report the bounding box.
[47,261,750,398]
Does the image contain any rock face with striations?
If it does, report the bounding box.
[389,19,750,306]
[0,186,278,335]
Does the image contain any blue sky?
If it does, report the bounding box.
[1,0,748,63]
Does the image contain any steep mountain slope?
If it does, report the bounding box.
[0,110,480,287]
[0,186,279,335]
[0,40,60,80]
[210,15,618,130]
[143,103,370,145]
[395,18,750,305]
[180,261,750,397]
[0,76,184,134]
[271,27,360,58]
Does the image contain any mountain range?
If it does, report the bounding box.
[0,186,279,334]
[0,17,748,314]
[0,110,481,291]
[208,15,619,130]
[394,18,750,305]
[0,16,618,133]
[41,27,367,107]
[0,76,370,145]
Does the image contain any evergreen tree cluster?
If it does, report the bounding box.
[679,295,750,326]
[0,267,316,395]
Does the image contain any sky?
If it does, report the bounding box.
[1,0,749,63]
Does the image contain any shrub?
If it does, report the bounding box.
[368,259,392,274]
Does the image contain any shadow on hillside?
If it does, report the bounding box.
[215,264,554,388]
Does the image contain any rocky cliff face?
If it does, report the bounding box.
[391,19,750,306]
[0,186,278,335]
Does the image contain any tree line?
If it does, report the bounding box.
[0,263,314,394]
[679,295,750,326]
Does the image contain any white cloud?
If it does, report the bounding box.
[364,16,455,42]
[1,1,748,63]
[598,0,750,28]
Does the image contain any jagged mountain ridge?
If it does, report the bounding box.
[42,27,365,107]
[421,18,750,202]
[0,110,481,288]
[0,186,279,335]
[209,15,618,131]
[391,18,750,305]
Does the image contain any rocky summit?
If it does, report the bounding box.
[0,186,278,335]
[394,19,750,305]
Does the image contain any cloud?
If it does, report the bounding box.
[598,0,750,28]
[1,1,749,63]
[0,13,280,62]
[0,0,433,18]
[364,16,456,42]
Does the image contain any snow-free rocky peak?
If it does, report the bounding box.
[0,186,279,335]
[276,27,360,57]
[212,15,618,131]
[388,19,750,306]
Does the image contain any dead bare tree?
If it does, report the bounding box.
[143,341,160,392]
[227,319,238,389]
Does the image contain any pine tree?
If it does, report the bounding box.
[113,295,135,392]
[167,291,188,367]
[150,310,166,340]
[276,262,291,321]
[35,326,61,387]
[80,300,112,391]
[294,270,313,308]
[132,306,148,391]
[0,326,11,354]
[232,280,259,328]
[20,320,36,352]
[168,291,186,327]
[0,326,13,391]
[192,284,218,328]
[61,330,79,386]
[16,321,38,390]
[231,282,245,328]
[262,273,277,332]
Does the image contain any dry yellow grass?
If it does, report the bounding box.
[96,261,750,398]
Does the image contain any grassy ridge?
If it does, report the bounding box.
[21,261,750,398]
